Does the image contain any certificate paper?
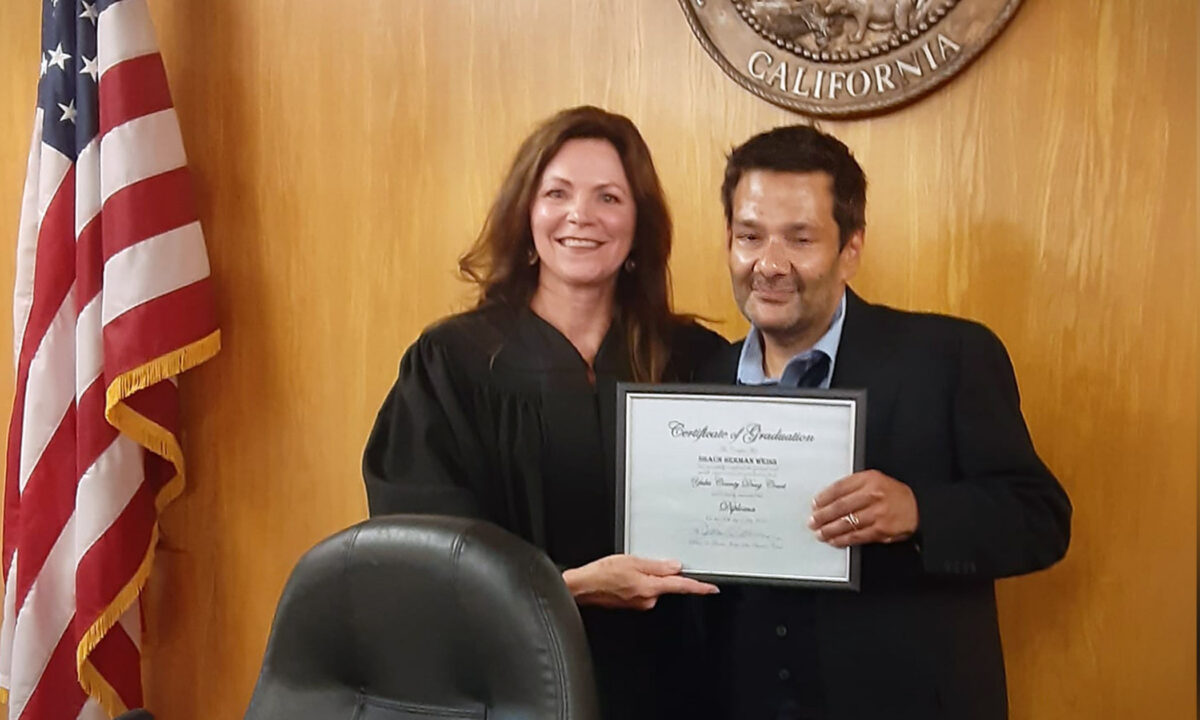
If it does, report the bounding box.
[616,384,864,589]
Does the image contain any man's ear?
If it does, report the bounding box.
[839,230,865,281]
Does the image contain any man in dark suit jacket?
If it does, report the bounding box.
[698,125,1071,720]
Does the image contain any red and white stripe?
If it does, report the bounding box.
[1,1,219,718]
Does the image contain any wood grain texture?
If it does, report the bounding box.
[0,1,38,557]
[0,0,1195,718]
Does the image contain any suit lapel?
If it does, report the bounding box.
[832,289,901,464]
[708,291,901,463]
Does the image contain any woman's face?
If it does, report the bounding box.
[530,138,636,292]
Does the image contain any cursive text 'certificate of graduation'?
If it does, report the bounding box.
[616,384,864,589]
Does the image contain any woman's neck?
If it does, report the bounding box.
[529,279,616,368]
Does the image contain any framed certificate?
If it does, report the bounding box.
[616,383,865,590]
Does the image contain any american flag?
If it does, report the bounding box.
[0,1,219,718]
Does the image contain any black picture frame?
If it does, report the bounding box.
[615,382,866,590]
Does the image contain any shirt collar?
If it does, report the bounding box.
[736,290,847,388]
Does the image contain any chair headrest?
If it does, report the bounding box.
[245,515,598,720]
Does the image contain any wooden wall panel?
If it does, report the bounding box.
[0,3,39,422]
[0,0,1195,718]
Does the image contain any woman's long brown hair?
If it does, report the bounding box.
[458,106,680,382]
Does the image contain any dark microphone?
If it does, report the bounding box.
[116,711,154,720]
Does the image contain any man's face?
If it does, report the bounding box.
[727,170,862,346]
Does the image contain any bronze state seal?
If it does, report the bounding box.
[679,0,1024,117]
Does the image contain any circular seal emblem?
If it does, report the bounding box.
[679,0,1024,117]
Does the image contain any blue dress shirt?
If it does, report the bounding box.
[736,291,847,388]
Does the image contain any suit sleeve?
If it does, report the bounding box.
[362,334,487,519]
[911,324,1072,579]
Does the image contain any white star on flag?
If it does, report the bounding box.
[57,99,76,124]
[81,55,99,82]
[47,42,71,71]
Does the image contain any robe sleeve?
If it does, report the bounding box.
[362,333,488,519]
[667,321,731,382]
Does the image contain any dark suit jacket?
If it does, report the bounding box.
[697,289,1071,720]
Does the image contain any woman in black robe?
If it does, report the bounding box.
[363,106,727,719]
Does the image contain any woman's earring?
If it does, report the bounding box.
[527,248,539,266]
[624,257,636,272]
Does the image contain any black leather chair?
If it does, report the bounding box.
[244,515,599,720]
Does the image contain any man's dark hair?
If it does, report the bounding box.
[721,125,867,248]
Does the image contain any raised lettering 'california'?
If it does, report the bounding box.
[745,32,963,102]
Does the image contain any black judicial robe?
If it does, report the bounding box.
[363,302,728,719]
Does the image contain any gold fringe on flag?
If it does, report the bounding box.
[76,329,221,717]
